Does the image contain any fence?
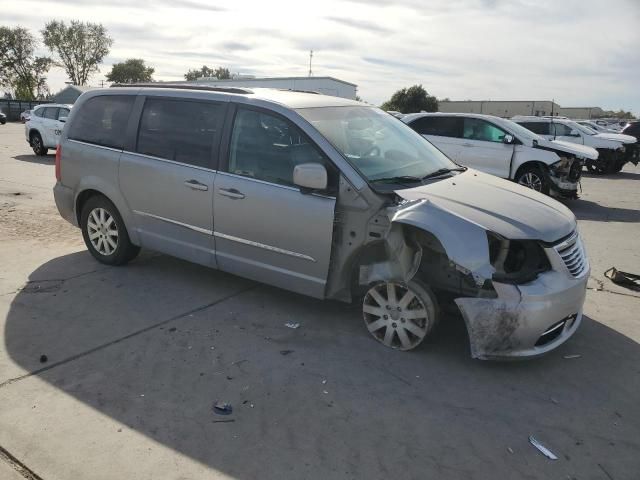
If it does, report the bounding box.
[0,99,52,122]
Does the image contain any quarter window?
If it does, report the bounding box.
[136,98,224,168]
[33,108,44,118]
[462,118,508,142]
[58,108,70,120]
[228,108,331,188]
[68,95,134,149]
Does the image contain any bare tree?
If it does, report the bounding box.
[0,26,52,100]
[42,20,113,85]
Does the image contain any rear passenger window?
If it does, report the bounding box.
[136,98,224,168]
[33,108,44,118]
[58,108,70,120]
[68,95,134,149]
[518,122,549,135]
[228,108,331,188]
[409,116,461,137]
[44,107,59,120]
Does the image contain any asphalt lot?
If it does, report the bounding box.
[1,121,639,480]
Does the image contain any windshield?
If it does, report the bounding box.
[296,106,457,183]
[566,120,597,135]
[496,117,544,142]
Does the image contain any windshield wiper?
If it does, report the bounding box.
[370,175,424,184]
[420,166,467,180]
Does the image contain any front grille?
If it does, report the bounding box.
[554,232,588,278]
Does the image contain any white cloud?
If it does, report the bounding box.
[4,0,640,114]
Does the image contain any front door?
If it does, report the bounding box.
[457,117,513,178]
[42,107,60,146]
[213,106,336,298]
[119,96,226,267]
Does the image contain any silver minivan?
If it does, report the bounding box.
[54,85,589,360]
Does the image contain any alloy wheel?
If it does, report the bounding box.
[87,207,119,256]
[363,282,432,351]
[518,172,543,191]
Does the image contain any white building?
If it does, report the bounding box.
[439,100,604,119]
[191,76,358,100]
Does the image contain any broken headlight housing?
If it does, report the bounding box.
[549,157,573,174]
[487,232,551,284]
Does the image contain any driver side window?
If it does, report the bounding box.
[462,118,508,143]
[228,108,333,189]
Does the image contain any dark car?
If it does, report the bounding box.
[622,121,640,164]
[622,121,640,140]
[0,111,6,125]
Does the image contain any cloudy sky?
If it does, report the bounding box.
[5,0,640,114]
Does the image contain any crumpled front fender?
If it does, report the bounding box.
[391,199,494,284]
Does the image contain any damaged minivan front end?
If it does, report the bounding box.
[297,105,589,360]
[389,171,589,359]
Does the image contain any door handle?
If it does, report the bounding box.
[184,179,208,191]
[218,188,245,199]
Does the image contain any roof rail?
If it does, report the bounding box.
[110,83,254,94]
[277,88,320,95]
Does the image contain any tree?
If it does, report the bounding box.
[381,85,438,114]
[106,58,154,84]
[42,20,112,85]
[0,26,51,100]
[184,65,231,81]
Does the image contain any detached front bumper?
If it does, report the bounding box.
[455,234,589,360]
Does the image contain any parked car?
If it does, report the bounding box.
[0,111,6,125]
[513,116,638,173]
[53,85,589,360]
[576,120,617,133]
[622,121,640,140]
[20,109,33,123]
[402,112,597,198]
[24,103,72,155]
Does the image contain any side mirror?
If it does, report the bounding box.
[59,117,68,123]
[293,163,328,191]
[503,134,515,144]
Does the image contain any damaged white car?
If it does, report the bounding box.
[54,86,589,360]
[402,112,598,199]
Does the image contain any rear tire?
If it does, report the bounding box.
[515,164,550,195]
[30,132,48,156]
[80,195,140,266]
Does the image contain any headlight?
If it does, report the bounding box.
[487,232,550,284]
[550,157,572,173]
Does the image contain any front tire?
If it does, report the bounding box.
[30,132,47,156]
[81,195,140,266]
[515,164,550,195]
[363,280,438,351]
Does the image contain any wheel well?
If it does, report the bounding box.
[514,161,548,179]
[29,128,41,139]
[75,189,104,224]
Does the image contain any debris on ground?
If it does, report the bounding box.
[604,267,640,291]
[507,447,514,454]
[280,350,294,355]
[168,327,177,332]
[322,379,327,384]
[213,401,233,416]
[212,419,235,424]
[563,354,581,359]
[39,354,48,363]
[284,322,300,329]
[528,436,558,460]
[323,390,329,394]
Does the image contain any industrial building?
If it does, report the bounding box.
[438,100,604,119]
[190,76,358,100]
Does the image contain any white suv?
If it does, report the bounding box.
[402,113,597,198]
[513,116,638,173]
[24,104,72,156]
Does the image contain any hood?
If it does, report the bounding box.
[594,133,637,144]
[535,138,598,160]
[395,170,576,243]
